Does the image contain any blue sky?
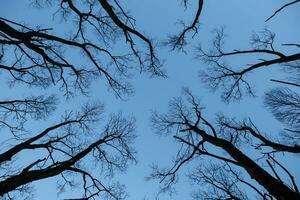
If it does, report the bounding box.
[1,0,300,199]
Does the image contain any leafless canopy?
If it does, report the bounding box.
[151,89,300,199]
[196,27,300,102]
[0,100,136,199]
[0,0,165,97]
[0,0,150,199]
[150,2,300,199]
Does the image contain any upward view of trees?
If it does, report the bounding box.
[0,0,300,200]
[0,0,162,199]
[151,1,300,200]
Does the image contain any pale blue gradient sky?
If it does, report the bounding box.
[1,1,300,199]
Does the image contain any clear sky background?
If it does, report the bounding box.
[1,1,300,200]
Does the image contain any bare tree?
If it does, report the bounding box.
[2,0,300,199]
[0,0,159,199]
[151,89,300,199]
[0,102,136,199]
[0,0,164,97]
[150,1,300,200]
[196,27,300,102]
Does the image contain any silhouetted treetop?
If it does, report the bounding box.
[0,0,165,97]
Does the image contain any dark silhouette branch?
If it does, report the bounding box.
[151,92,300,199]
[220,121,300,153]
[266,0,300,22]
[270,79,300,88]
[197,28,300,101]
[166,0,204,50]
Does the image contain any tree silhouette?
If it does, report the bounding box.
[151,88,300,199]
[151,1,300,199]
[1,0,300,199]
[0,0,164,97]
[0,0,163,199]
